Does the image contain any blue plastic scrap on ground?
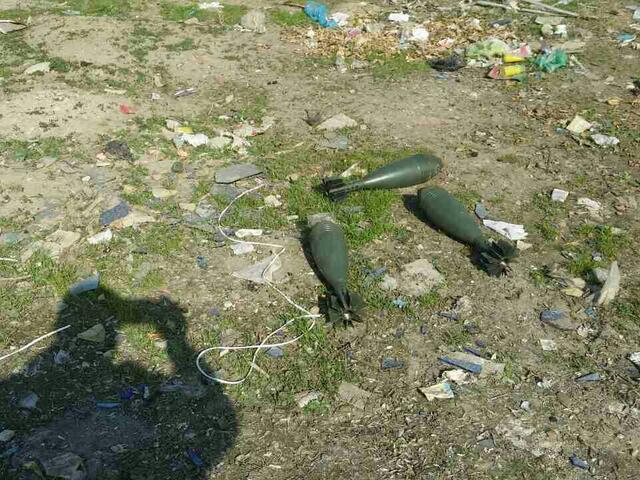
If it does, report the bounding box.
[570,454,589,469]
[576,372,601,382]
[439,356,483,373]
[304,1,337,28]
[96,402,121,409]
[187,448,205,467]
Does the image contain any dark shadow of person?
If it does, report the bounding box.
[0,287,237,480]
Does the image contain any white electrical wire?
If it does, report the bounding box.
[0,325,71,362]
[196,183,321,385]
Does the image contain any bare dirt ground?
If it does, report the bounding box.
[1,0,640,478]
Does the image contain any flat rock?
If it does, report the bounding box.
[232,255,282,284]
[215,163,263,184]
[24,62,51,75]
[69,273,100,295]
[419,382,454,401]
[87,230,113,245]
[151,187,177,199]
[240,9,266,33]
[540,309,576,331]
[110,210,155,229]
[0,430,15,442]
[41,452,86,480]
[77,324,106,344]
[338,382,371,410]
[208,136,232,149]
[398,259,444,296]
[19,392,38,410]
[99,202,130,226]
[22,229,81,261]
[317,113,357,131]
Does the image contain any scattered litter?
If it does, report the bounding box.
[551,189,569,203]
[419,382,454,401]
[119,104,134,114]
[0,430,15,442]
[591,134,620,147]
[87,229,113,245]
[232,255,282,284]
[540,309,575,331]
[466,38,508,60]
[443,368,474,385]
[576,372,601,382]
[266,346,284,358]
[0,19,27,34]
[596,261,620,306]
[264,195,282,207]
[105,140,132,161]
[198,1,222,9]
[329,12,349,27]
[187,448,205,468]
[295,391,322,408]
[628,352,640,369]
[176,133,209,148]
[240,10,266,34]
[69,273,100,295]
[618,33,637,44]
[24,62,50,75]
[174,87,197,97]
[440,352,505,377]
[381,357,404,370]
[566,115,592,135]
[488,63,526,80]
[577,197,601,211]
[474,203,489,219]
[483,219,528,241]
[338,382,372,409]
[430,55,466,72]
[535,48,567,72]
[316,113,357,131]
[388,12,410,23]
[570,454,589,470]
[77,324,106,344]
[393,297,408,308]
[215,163,263,184]
[408,26,429,43]
[208,136,232,149]
[304,1,337,28]
[235,229,263,238]
[540,339,557,351]
[19,392,38,410]
[100,201,130,226]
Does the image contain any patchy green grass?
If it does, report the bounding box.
[575,225,628,260]
[0,137,68,162]
[61,0,132,16]
[270,9,312,27]
[370,54,431,79]
[440,324,471,347]
[127,25,162,62]
[160,2,245,24]
[417,288,442,310]
[26,251,77,295]
[531,193,565,242]
[452,189,481,211]
[166,37,196,51]
[133,224,185,256]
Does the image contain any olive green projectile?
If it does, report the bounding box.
[324,153,442,201]
[417,186,517,276]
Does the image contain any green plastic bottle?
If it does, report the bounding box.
[417,186,517,276]
[309,219,363,325]
[323,153,442,201]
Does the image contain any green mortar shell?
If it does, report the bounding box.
[326,153,442,200]
[417,186,485,248]
[309,220,349,303]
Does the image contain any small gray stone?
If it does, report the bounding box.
[0,430,15,442]
[240,9,266,33]
[77,324,106,344]
[317,134,348,151]
[215,163,263,184]
[540,309,576,331]
[19,392,38,410]
[316,113,357,131]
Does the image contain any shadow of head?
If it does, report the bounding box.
[1,286,237,479]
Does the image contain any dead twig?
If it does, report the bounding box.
[0,257,18,262]
[475,1,577,17]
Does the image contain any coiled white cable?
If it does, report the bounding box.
[196,183,321,385]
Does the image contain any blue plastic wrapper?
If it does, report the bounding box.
[187,448,205,468]
[304,1,337,28]
[570,454,589,470]
[439,356,483,373]
[96,402,121,409]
